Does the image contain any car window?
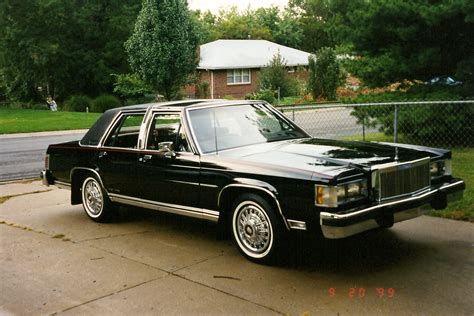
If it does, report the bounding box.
[146,113,190,152]
[103,113,144,148]
[188,103,307,153]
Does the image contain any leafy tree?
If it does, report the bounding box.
[191,10,218,44]
[214,7,273,41]
[192,7,302,48]
[0,0,140,101]
[308,47,343,100]
[73,1,141,96]
[259,51,296,98]
[0,0,73,100]
[344,0,474,87]
[272,11,304,49]
[254,7,303,49]
[112,73,152,99]
[125,0,199,100]
[287,0,362,53]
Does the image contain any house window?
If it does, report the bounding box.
[288,66,295,73]
[227,69,251,85]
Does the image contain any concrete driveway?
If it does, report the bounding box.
[0,181,473,315]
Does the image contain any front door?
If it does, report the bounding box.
[137,112,200,208]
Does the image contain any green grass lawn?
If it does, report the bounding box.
[341,133,473,222]
[0,108,101,134]
[432,148,474,222]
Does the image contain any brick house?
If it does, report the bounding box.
[186,39,311,99]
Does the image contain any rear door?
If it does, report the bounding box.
[96,111,145,197]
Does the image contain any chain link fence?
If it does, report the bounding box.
[278,100,474,148]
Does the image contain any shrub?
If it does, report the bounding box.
[63,95,92,112]
[31,103,50,110]
[259,51,297,98]
[345,87,473,147]
[124,94,156,106]
[196,81,210,98]
[91,95,121,113]
[245,88,276,104]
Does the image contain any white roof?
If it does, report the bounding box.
[198,39,311,70]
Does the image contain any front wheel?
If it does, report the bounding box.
[231,194,283,264]
[81,176,113,222]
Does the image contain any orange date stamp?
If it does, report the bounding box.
[328,287,395,298]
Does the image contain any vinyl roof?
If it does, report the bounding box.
[80,99,264,146]
[198,39,312,70]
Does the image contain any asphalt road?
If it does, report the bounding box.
[0,107,376,182]
[282,107,379,138]
[0,182,472,315]
[0,131,85,181]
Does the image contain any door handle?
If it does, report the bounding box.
[139,154,152,162]
[98,151,107,158]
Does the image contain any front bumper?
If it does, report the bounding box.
[40,170,54,186]
[320,178,465,239]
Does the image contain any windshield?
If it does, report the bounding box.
[188,103,308,153]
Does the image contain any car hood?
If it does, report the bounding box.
[217,138,442,179]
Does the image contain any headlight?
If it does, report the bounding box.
[430,159,451,178]
[315,179,368,208]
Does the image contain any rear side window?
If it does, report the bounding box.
[80,110,118,146]
[103,113,144,148]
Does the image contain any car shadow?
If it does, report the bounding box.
[113,205,430,273]
[274,229,430,274]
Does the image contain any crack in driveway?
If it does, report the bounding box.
[70,244,284,315]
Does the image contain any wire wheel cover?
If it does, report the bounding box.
[236,203,272,254]
[84,179,103,216]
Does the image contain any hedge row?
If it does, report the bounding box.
[63,94,121,113]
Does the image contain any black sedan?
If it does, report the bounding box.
[41,100,465,263]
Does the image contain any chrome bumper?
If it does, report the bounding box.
[320,179,465,239]
[40,170,53,186]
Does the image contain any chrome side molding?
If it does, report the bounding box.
[109,193,219,222]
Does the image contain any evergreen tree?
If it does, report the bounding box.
[125,0,199,100]
[259,51,295,98]
[308,47,343,100]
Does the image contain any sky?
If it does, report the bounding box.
[188,0,289,13]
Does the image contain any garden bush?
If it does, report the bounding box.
[63,95,92,112]
[31,103,50,110]
[259,52,297,98]
[91,95,121,113]
[345,87,473,147]
[245,88,276,104]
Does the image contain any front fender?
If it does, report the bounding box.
[218,178,289,230]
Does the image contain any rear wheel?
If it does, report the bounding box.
[231,194,283,264]
[81,176,113,222]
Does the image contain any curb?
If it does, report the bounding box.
[0,129,88,139]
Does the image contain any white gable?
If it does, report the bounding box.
[198,39,311,70]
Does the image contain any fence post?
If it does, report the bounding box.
[393,104,398,143]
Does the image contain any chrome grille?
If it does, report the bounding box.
[372,157,430,201]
